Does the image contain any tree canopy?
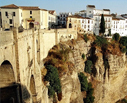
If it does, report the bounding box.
[100,14,105,34]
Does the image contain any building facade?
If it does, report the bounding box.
[0,4,56,30]
[58,12,72,28]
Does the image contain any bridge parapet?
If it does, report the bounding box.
[0,31,13,46]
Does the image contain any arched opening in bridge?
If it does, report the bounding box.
[29,22,34,29]
[30,75,37,103]
[0,60,21,103]
[0,60,15,87]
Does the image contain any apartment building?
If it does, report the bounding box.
[66,15,93,34]
[93,14,112,35]
[58,12,72,28]
[0,4,56,30]
[80,17,94,33]
[48,10,56,29]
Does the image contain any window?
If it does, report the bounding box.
[13,12,15,16]
[30,16,32,18]
[30,11,32,14]
[0,12,1,16]
[88,20,90,23]
[82,20,84,23]
[10,19,12,24]
[5,12,8,16]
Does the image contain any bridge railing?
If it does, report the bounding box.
[0,31,13,46]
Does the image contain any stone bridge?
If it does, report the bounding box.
[0,28,77,103]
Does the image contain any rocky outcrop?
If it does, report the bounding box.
[44,38,127,103]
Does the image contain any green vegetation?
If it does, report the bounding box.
[116,99,127,103]
[94,36,108,48]
[83,83,95,103]
[44,65,61,98]
[100,14,105,35]
[78,72,88,91]
[82,53,85,60]
[78,72,95,103]
[85,60,93,74]
[121,99,127,103]
[108,29,111,36]
[119,36,127,54]
[112,33,120,41]
[84,34,89,42]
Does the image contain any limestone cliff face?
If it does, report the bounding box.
[58,40,92,103]
[44,39,127,103]
[94,52,127,103]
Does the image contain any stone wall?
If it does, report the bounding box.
[0,27,77,103]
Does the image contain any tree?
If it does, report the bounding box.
[44,65,62,98]
[108,29,111,36]
[119,36,127,53]
[112,33,120,41]
[78,72,88,91]
[94,36,108,48]
[100,14,105,35]
[83,83,95,103]
[85,60,93,74]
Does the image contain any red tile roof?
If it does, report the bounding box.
[0,4,41,10]
[112,18,120,20]
[41,9,48,11]
[48,10,55,15]
[103,9,110,11]
[68,15,92,19]
[19,6,40,10]
[0,4,19,9]
[87,5,95,8]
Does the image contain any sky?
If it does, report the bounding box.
[0,0,127,15]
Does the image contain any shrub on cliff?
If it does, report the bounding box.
[44,65,62,98]
[82,53,85,60]
[84,35,89,42]
[112,33,120,41]
[85,60,93,74]
[78,72,88,91]
[83,83,95,103]
[119,37,127,53]
[94,36,108,48]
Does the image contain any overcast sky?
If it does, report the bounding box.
[0,0,127,15]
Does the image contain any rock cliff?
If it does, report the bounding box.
[43,36,127,103]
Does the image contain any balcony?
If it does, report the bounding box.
[26,18,35,22]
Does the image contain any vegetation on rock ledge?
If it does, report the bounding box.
[44,65,62,99]
[78,72,95,103]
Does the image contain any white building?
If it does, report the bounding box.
[48,10,57,28]
[80,17,94,33]
[58,12,72,27]
[75,10,86,17]
[93,14,112,35]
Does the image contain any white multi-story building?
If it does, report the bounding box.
[0,4,57,30]
[58,12,72,27]
[80,17,94,33]
[93,14,112,35]
[75,10,86,17]
[48,10,57,28]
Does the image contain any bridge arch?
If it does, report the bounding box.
[0,60,15,87]
[30,75,37,103]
